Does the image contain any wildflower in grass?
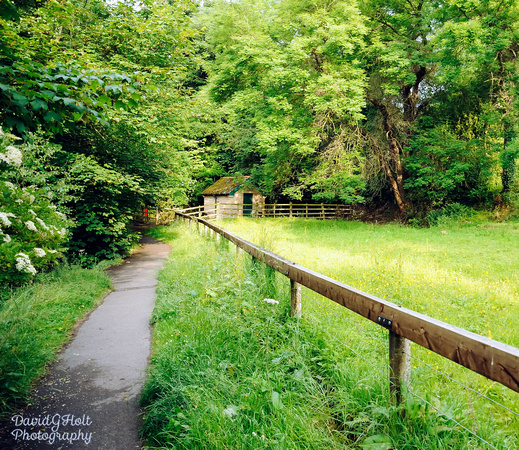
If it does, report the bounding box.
[3,234,11,243]
[223,406,238,419]
[264,298,279,305]
[15,253,37,275]
[28,209,37,216]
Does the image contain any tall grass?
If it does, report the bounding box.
[140,222,510,449]
[0,264,112,417]
[222,217,519,447]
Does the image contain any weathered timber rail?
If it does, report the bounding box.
[173,211,519,401]
[176,202,352,220]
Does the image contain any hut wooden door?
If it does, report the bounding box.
[243,193,253,217]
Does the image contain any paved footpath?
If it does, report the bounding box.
[0,235,171,449]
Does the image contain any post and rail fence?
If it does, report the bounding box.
[175,202,352,220]
[136,203,352,225]
[171,210,519,409]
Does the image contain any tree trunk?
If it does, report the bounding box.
[496,48,518,193]
[369,99,408,215]
[501,120,516,192]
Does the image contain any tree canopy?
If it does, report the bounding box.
[185,0,519,214]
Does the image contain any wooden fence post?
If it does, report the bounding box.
[290,202,293,218]
[389,331,411,406]
[290,280,302,318]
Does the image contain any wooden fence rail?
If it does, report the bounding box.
[173,211,519,403]
[174,203,352,220]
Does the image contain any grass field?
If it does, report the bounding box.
[222,218,519,446]
[141,217,519,449]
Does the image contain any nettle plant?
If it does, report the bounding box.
[0,128,71,289]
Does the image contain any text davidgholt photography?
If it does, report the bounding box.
[10,413,92,445]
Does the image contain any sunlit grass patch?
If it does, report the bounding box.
[222,217,519,447]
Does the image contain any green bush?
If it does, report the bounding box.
[425,202,475,227]
[0,129,71,292]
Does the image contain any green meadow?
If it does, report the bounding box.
[141,217,519,449]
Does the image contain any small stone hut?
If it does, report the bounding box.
[201,176,265,218]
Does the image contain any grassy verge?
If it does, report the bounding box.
[0,263,112,417]
[139,222,505,449]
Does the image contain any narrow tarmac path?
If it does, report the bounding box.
[0,235,171,449]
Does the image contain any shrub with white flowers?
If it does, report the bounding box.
[0,128,71,289]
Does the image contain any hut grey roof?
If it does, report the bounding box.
[201,176,250,196]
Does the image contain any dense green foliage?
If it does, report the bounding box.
[2,0,519,273]
[2,0,519,276]
[0,129,71,291]
[141,222,517,448]
[0,0,200,268]
[180,0,519,214]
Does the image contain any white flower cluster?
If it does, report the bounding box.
[36,217,49,231]
[223,407,238,419]
[25,220,38,232]
[34,248,46,257]
[0,145,23,167]
[263,298,279,305]
[0,212,15,227]
[15,253,37,275]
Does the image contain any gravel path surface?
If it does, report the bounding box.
[0,235,171,449]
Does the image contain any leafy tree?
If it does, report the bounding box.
[197,0,368,202]
[0,0,200,263]
[0,0,145,137]
[438,0,519,194]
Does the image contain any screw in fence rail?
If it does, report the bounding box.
[388,331,411,407]
[290,279,302,318]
